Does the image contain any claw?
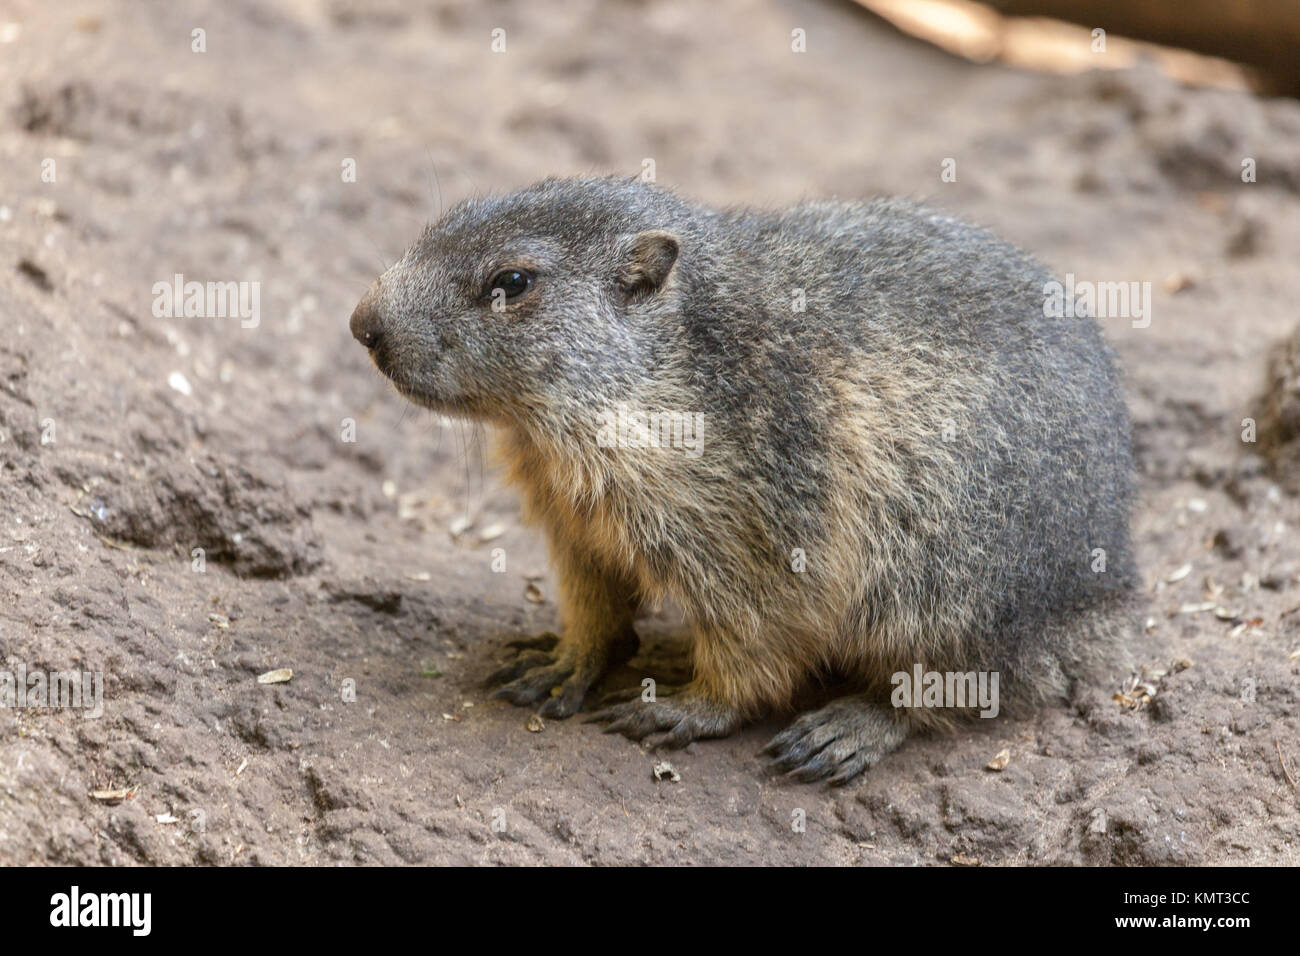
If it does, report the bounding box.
[601,715,649,739]
[763,695,908,786]
[491,662,571,706]
[644,720,698,750]
[537,676,588,719]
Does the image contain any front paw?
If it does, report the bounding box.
[484,633,604,719]
[585,687,741,749]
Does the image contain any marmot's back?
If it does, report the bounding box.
[695,197,1137,703]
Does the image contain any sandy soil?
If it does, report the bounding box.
[1,0,1298,865]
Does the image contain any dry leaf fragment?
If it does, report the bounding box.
[90,788,134,803]
[1114,667,1163,710]
[652,761,681,782]
[986,748,1011,771]
[1087,808,1107,834]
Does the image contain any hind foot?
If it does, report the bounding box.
[763,695,908,785]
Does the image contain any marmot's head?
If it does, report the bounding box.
[350,176,688,424]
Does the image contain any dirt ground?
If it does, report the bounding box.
[1,0,1298,866]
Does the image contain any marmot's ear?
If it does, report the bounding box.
[617,230,679,299]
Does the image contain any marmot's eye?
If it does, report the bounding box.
[486,268,533,301]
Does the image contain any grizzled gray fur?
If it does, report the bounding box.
[351,176,1138,784]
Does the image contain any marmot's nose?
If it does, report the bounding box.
[349,293,384,350]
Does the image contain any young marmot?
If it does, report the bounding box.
[350,176,1137,783]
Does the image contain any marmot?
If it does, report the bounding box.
[350,176,1137,783]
